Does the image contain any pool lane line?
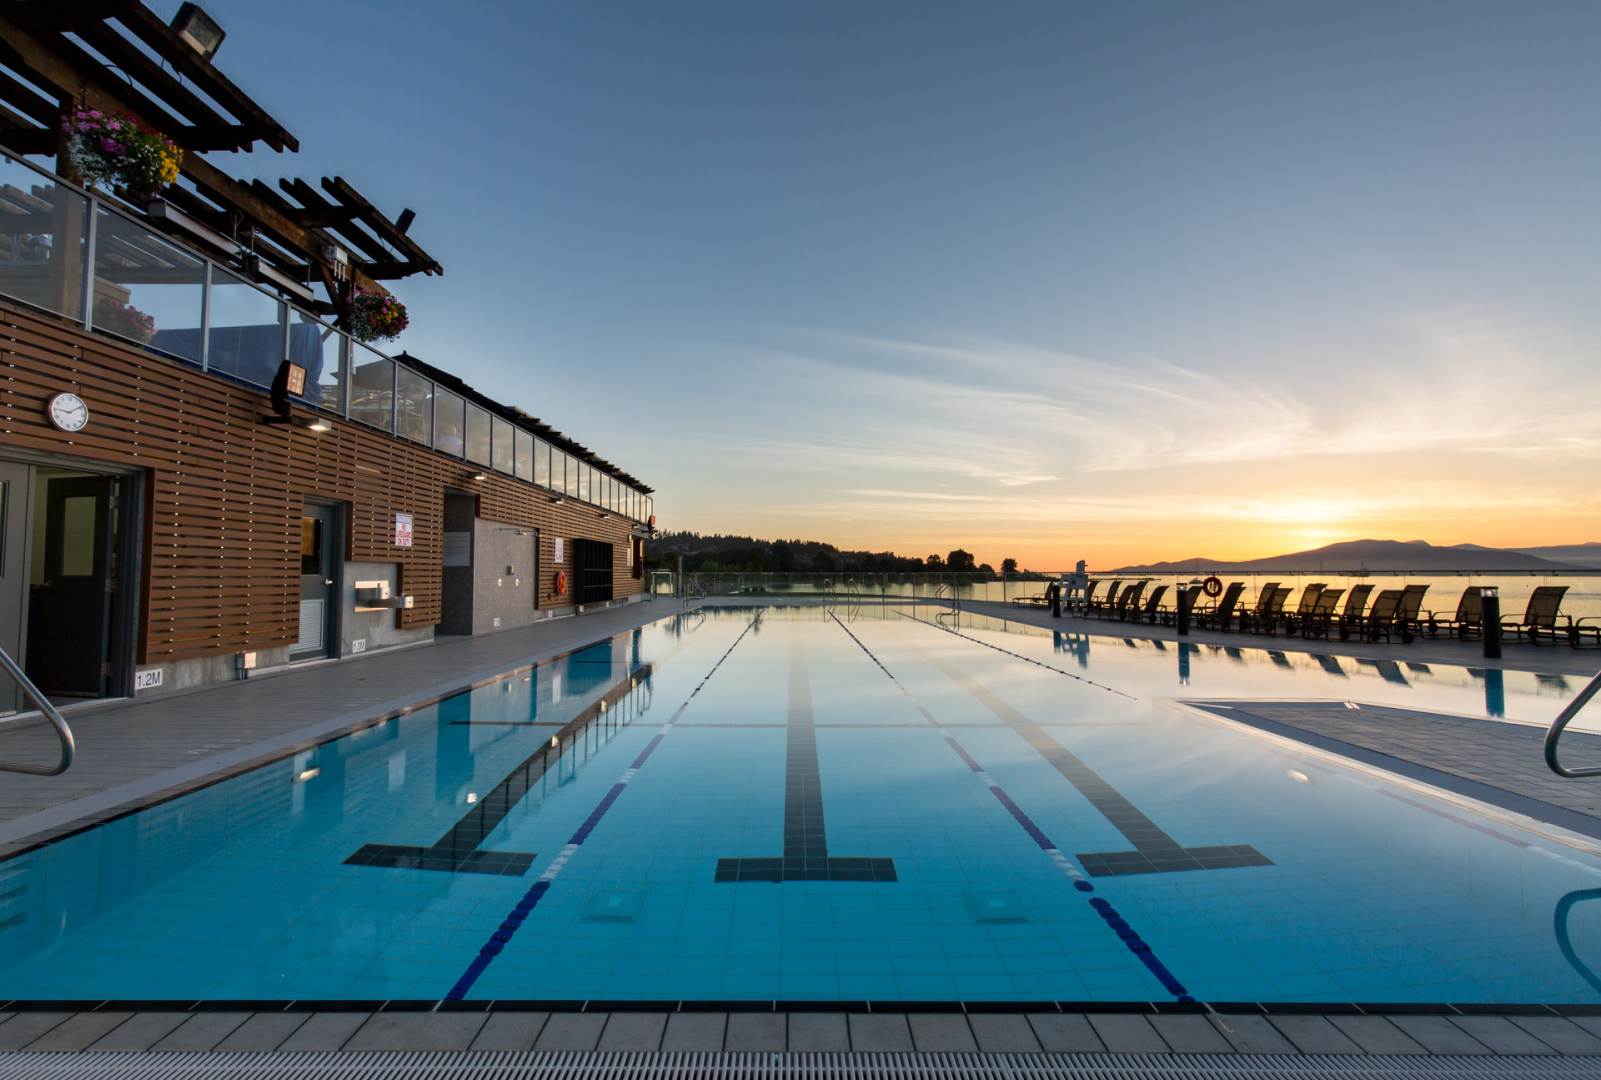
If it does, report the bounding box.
[828,614,1194,1003]
[446,613,763,1001]
[917,647,1271,878]
[714,628,897,883]
[893,610,1136,700]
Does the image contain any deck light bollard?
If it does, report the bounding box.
[1176,583,1191,636]
[1480,586,1502,659]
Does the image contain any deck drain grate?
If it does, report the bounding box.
[2,1052,1599,1080]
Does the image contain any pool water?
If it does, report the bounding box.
[1,605,1598,1004]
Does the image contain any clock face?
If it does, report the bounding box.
[46,392,89,433]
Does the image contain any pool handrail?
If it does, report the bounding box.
[0,645,76,776]
[1546,668,1601,778]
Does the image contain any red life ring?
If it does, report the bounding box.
[554,570,568,596]
[1202,576,1223,598]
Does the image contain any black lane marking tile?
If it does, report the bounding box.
[715,632,897,884]
[923,652,1270,878]
[345,663,653,875]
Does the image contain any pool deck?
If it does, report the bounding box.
[3,596,1601,1072]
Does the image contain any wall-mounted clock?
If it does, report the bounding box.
[46,392,89,432]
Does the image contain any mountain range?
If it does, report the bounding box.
[1112,539,1599,574]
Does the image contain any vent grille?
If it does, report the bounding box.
[1,1052,1597,1080]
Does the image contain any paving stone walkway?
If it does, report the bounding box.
[2,1005,1601,1057]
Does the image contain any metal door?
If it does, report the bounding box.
[294,503,338,658]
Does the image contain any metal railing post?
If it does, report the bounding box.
[81,195,98,330]
[1545,670,1601,778]
[0,646,76,776]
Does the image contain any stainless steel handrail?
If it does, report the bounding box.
[1545,669,1601,778]
[0,646,75,776]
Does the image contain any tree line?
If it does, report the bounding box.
[646,532,1035,577]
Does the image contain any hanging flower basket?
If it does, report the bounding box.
[346,288,409,343]
[94,295,156,344]
[64,108,182,200]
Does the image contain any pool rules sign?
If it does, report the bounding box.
[394,512,414,548]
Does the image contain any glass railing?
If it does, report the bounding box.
[0,146,653,525]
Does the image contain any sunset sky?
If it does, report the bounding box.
[192,0,1599,569]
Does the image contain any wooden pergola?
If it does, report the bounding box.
[0,0,441,316]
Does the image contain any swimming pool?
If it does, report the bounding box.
[1,605,1598,1005]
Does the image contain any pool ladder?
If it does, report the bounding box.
[0,645,75,776]
[1546,668,1601,778]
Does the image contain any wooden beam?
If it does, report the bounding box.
[0,66,60,125]
[0,120,56,156]
[280,177,393,264]
[112,2,298,152]
[73,21,241,135]
[322,175,441,274]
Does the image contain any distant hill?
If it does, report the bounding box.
[1503,542,1601,570]
[1113,539,1585,574]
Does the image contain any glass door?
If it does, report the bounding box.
[27,473,118,699]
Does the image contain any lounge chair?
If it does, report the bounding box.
[1423,587,1481,639]
[1355,589,1405,642]
[1078,579,1103,614]
[1335,584,1375,641]
[1088,579,1122,617]
[1273,583,1326,636]
[1297,587,1345,638]
[1502,585,1571,645]
[1112,580,1146,621]
[1135,584,1168,624]
[1573,611,1601,648]
[1396,584,1430,638]
[1240,585,1291,634]
[1193,581,1246,631]
[1237,582,1282,631]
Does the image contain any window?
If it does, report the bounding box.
[515,429,533,481]
[491,416,514,474]
[433,388,465,456]
[396,366,433,444]
[534,438,550,487]
[465,404,491,465]
[349,346,394,431]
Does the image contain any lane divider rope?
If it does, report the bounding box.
[895,610,1136,699]
[446,613,763,1001]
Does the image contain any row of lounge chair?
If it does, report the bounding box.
[1012,580,1600,647]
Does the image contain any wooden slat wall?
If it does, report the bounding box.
[0,302,647,665]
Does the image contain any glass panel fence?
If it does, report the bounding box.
[514,428,533,481]
[92,206,203,363]
[491,416,514,474]
[207,268,285,388]
[349,345,394,431]
[434,387,465,457]
[465,404,491,466]
[396,365,433,444]
[534,438,550,488]
[0,154,88,322]
[289,310,344,412]
[562,453,578,497]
